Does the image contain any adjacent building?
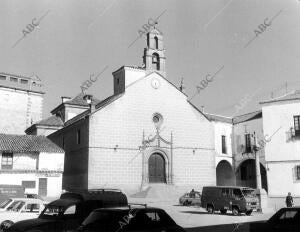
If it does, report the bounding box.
[0,134,64,197]
[0,72,44,135]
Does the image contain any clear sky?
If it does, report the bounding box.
[1,0,300,118]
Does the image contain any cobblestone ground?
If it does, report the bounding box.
[129,198,275,232]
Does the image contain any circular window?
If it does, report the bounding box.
[152,113,163,128]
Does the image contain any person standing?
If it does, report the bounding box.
[285,192,294,207]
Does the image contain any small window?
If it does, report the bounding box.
[296,166,300,180]
[1,153,13,169]
[77,130,81,144]
[20,79,28,84]
[25,203,40,213]
[0,75,6,81]
[146,212,160,222]
[222,188,230,196]
[22,181,36,189]
[222,135,227,154]
[233,189,242,197]
[279,210,298,220]
[64,205,76,215]
[10,77,18,82]
[154,36,158,49]
[245,134,252,153]
[294,116,300,136]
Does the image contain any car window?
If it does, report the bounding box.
[279,210,298,221]
[184,193,189,197]
[195,193,201,198]
[0,199,12,208]
[6,201,25,212]
[222,189,230,196]
[233,189,242,198]
[25,203,40,213]
[64,205,76,215]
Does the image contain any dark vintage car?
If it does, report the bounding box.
[179,192,201,206]
[76,206,185,232]
[7,189,128,232]
[250,207,300,232]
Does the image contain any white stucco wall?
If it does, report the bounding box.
[213,121,233,166]
[88,71,215,192]
[39,152,64,171]
[262,100,300,196]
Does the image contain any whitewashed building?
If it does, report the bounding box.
[260,91,300,205]
[0,134,64,197]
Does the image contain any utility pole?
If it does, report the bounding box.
[253,132,262,189]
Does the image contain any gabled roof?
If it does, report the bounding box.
[25,115,63,134]
[34,115,64,127]
[205,113,233,124]
[63,93,124,127]
[64,93,101,106]
[260,90,300,104]
[0,134,64,153]
[232,110,262,124]
[51,93,101,115]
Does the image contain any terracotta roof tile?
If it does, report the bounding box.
[0,134,64,153]
[35,115,64,127]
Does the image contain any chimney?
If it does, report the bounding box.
[61,96,71,103]
[83,94,95,112]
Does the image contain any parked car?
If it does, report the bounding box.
[76,206,186,232]
[8,189,128,232]
[250,207,300,232]
[201,186,259,216]
[0,199,16,212]
[179,191,201,206]
[0,198,45,231]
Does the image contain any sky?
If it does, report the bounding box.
[0,0,300,118]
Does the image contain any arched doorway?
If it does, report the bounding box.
[216,160,235,186]
[148,153,166,183]
[236,159,268,192]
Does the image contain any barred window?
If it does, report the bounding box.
[296,166,300,180]
[245,134,252,153]
[1,153,13,169]
[294,116,300,136]
[222,135,227,154]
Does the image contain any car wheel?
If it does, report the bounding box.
[220,209,227,214]
[246,210,252,216]
[0,220,14,231]
[183,200,190,206]
[232,207,239,216]
[207,204,214,214]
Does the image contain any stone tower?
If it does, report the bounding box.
[143,26,166,77]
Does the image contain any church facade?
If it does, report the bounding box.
[48,28,217,193]
[44,28,300,203]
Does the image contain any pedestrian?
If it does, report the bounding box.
[285,192,294,207]
[190,189,195,198]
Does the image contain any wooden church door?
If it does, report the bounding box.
[148,153,166,183]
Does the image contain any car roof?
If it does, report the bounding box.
[93,206,161,212]
[7,198,44,204]
[48,198,80,207]
[203,186,255,190]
